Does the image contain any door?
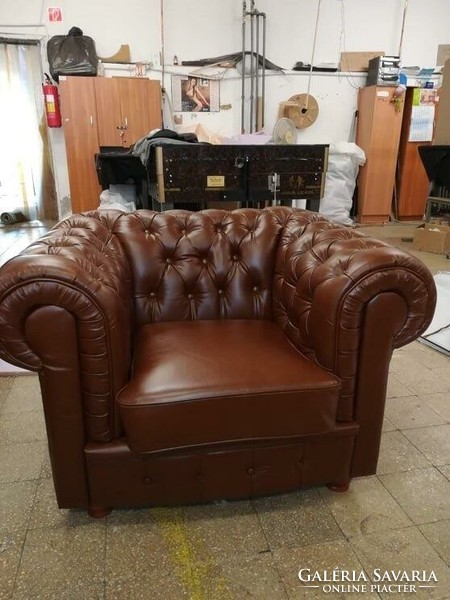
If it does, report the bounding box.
[396,88,433,219]
[94,78,123,147]
[118,78,162,147]
[60,77,101,212]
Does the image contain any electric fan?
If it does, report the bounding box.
[272,117,297,144]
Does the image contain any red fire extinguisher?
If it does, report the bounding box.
[43,74,62,128]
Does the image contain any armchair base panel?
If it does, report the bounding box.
[84,427,357,510]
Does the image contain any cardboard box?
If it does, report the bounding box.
[339,51,384,72]
[434,59,450,144]
[437,45,450,66]
[413,223,450,254]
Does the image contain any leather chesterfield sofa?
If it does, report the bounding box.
[0,207,436,517]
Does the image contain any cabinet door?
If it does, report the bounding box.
[60,77,101,213]
[118,78,162,147]
[396,88,432,219]
[356,86,404,223]
[94,78,124,147]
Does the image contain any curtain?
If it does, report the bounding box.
[0,41,57,220]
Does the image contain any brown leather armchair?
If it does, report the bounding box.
[0,208,436,517]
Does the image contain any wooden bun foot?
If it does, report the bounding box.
[327,481,350,493]
[88,505,112,518]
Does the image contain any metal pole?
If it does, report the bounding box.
[241,1,246,133]
[261,12,266,129]
[249,10,255,133]
[255,11,260,131]
[160,0,165,90]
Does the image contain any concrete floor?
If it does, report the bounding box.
[0,222,450,599]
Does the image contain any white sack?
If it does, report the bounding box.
[319,142,366,225]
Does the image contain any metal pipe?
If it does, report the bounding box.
[261,13,266,128]
[160,0,166,91]
[249,11,255,133]
[255,12,260,131]
[241,1,246,133]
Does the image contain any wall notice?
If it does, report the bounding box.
[408,88,437,142]
[48,7,62,22]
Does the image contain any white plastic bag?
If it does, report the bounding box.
[319,142,366,225]
[98,184,137,212]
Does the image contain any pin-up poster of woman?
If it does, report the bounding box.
[172,76,220,112]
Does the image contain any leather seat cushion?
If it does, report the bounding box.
[117,320,341,453]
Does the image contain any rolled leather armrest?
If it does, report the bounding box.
[0,211,133,443]
[273,220,436,423]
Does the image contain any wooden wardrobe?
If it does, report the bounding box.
[356,86,405,223]
[60,76,162,213]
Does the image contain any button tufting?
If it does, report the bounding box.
[150,292,156,298]
[181,229,187,236]
[188,293,194,299]
[166,258,172,264]
[233,254,238,261]
[218,289,224,295]
[202,258,207,265]
[253,286,259,292]
[247,467,255,475]
[143,477,152,486]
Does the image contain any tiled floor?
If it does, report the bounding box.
[0,223,450,599]
[0,221,52,268]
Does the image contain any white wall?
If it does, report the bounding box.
[1,0,449,214]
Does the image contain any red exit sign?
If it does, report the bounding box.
[48,7,62,22]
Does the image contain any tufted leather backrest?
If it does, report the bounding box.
[112,208,310,326]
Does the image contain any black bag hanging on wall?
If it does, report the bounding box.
[47,26,97,82]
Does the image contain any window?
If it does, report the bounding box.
[0,40,56,220]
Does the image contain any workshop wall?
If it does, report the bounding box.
[1,0,449,214]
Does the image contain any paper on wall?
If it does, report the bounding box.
[409,105,435,141]
[408,88,437,142]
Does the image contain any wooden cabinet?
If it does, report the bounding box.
[60,77,102,213]
[356,86,405,223]
[396,88,433,220]
[94,78,161,148]
[60,76,162,213]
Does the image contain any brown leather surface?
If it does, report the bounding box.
[26,306,89,508]
[272,221,437,420]
[85,430,356,508]
[112,209,283,326]
[0,211,132,442]
[118,320,341,453]
[0,206,437,510]
[350,292,408,477]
